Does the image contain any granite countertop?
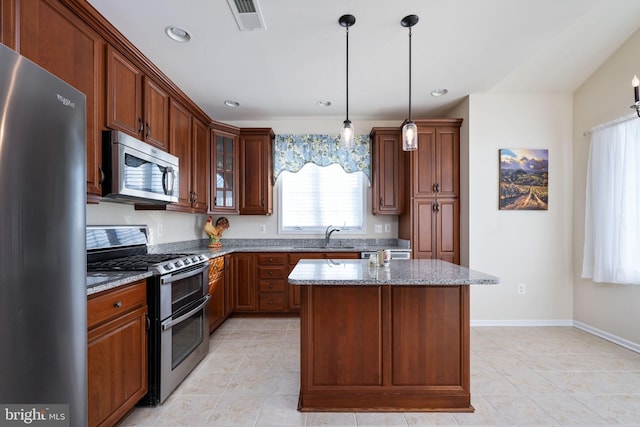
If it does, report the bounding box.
[288,259,500,286]
[86,271,153,296]
[86,239,411,295]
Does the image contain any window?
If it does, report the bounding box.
[279,163,366,233]
[582,115,640,285]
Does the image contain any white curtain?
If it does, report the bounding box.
[582,116,640,285]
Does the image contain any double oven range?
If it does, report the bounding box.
[87,225,210,405]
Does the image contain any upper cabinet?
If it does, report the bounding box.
[106,46,169,150]
[210,123,239,214]
[168,99,193,209]
[239,128,274,215]
[191,117,210,213]
[370,127,405,215]
[410,123,460,199]
[11,0,106,202]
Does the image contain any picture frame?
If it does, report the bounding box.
[499,149,548,210]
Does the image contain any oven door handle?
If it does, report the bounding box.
[161,263,209,285]
[161,295,211,331]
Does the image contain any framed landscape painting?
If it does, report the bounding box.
[499,149,548,210]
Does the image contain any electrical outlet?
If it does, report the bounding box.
[259,224,266,233]
[374,224,383,233]
[384,224,391,233]
[517,283,526,295]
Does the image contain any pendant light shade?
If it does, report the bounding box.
[401,14,419,151]
[339,14,356,146]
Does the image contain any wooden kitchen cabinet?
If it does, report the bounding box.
[191,117,210,212]
[168,99,193,209]
[233,253,256,311]
[87,279,148,427]
[224,255,234,315]
[13,0,105,201]
[239,128,274,215]
[408,198,459,264]
[208,256,226,333]
[287,252,359,312]
[256,253,288,312]
[210,123,240,214]
[370,128,404,215]
[106,45,169,150]
[399,119,462,263]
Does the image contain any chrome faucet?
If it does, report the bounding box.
[325,225,340,247]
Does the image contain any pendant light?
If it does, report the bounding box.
[339,14,356,146]
[401,15,419,151]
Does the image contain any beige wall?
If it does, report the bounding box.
[573,28,640,345]
[466,94,574,324]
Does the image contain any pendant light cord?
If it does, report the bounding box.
[408,26,412,121]
[346,25,350,122]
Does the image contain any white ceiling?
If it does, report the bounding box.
[87,0,640,124]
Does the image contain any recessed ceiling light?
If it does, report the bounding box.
[224,100,240,107]
[317,100,332,107]
[431,88,448,97]
[165,26,191,43]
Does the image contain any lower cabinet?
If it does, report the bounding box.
[208,256,226,333]
[229,251,360,314]
[87,280,148,427]
[257,253,288,312]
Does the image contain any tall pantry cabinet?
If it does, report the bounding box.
[398,119,462,264]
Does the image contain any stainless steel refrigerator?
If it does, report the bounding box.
[0,44,87,426]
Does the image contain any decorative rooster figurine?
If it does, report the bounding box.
[204,216,229,248]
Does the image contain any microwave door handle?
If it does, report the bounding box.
[161,295,211,331]
[163,166,175,195]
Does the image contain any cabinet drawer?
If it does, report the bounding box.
[257,254,286,265]
[259,293,285,311]
[257,266,287,279]
[88,280,146,329]
[258,280,285,293]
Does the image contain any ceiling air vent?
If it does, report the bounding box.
[226,0,267,31]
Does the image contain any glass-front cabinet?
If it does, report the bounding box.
[209,124,239,214]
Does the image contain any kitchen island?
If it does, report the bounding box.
[288,259,499,412]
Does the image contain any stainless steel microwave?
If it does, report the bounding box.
[102,130,179,204]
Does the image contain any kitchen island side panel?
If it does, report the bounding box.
[299,284,472,412]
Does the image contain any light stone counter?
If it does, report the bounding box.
[86,271,153,295]
[288,259,499,286]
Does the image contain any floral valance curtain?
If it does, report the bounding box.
[273,134,370,182]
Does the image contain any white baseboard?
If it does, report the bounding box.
[573,321,640,354]
[470,319,640,354]
[471,319,573,327]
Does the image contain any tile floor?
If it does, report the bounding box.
[121,318,640,426]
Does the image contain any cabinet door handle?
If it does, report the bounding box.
[432,201,440,213]
[261,198,265,207]
[98,165,105,186]
[269,284,273,289]
[379,197,383,208]
[213,196,217,206]
[269,271,273,275]
[113,301,122,308]
[138,118,144,135]
[433,183,440,193]
[145,123,151,138]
